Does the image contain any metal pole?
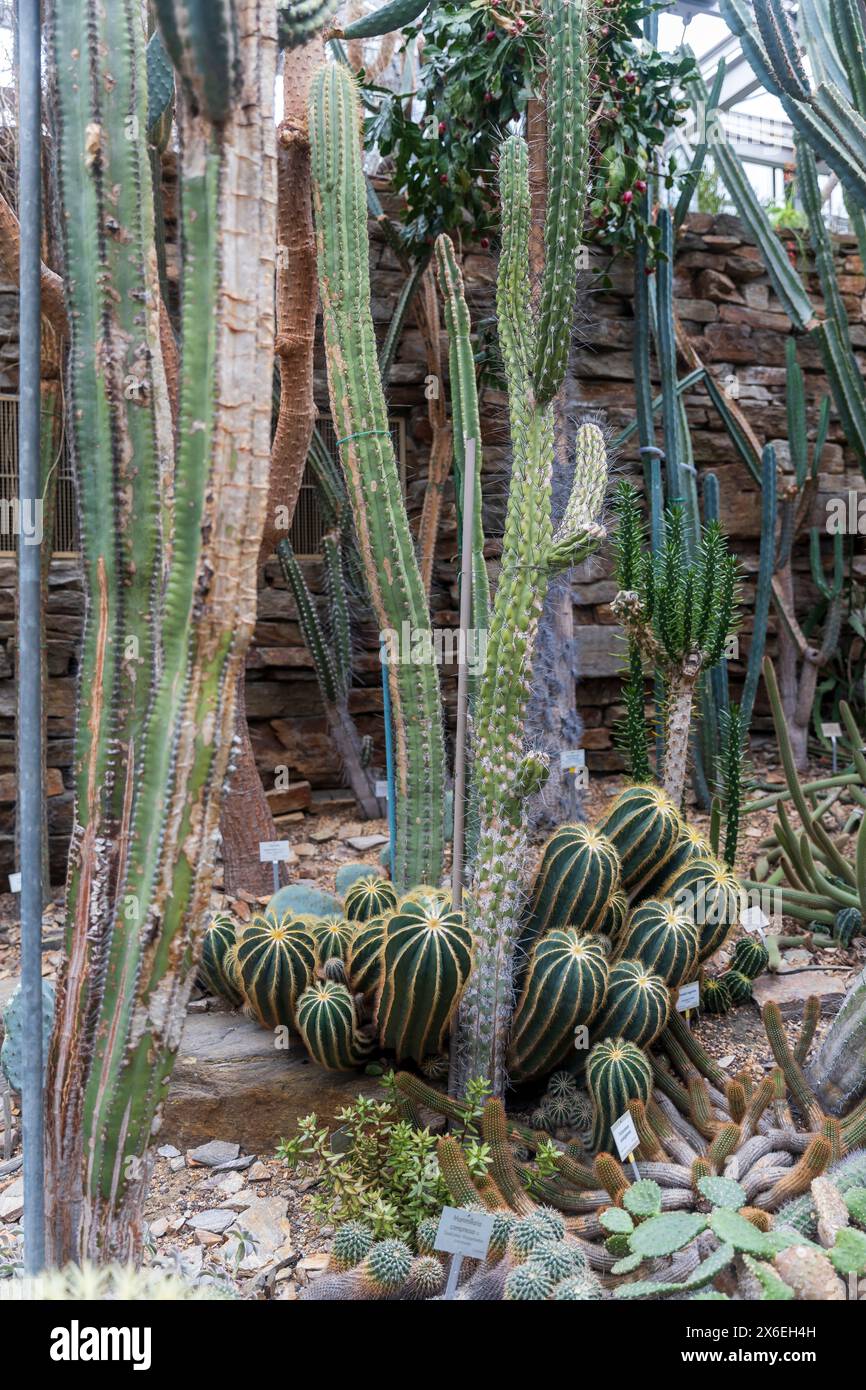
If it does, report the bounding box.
[450,438,475,910]
[379,637,397,881]
[16,0,45,1274]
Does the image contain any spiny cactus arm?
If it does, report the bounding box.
[532,0,589,406]
[656,211,684,507]
[794,995,823,1066]
[762,1001,825,1130]
[482,1099,537,1215]
[832,0,866,117]
[548,423,607,572]
[760,1135,832,1209]
[152,0,240,124]
[278,539,342,703]
[323,532,353,695]
[309,64,445,887]
[753,0,812,100]
[436,1136,494,1209]
[278,0,342,48]
[434,233,490,636]
[740,447,776,731]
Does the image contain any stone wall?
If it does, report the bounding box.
[2,209,865,879]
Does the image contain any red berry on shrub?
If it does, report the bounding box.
[439,173,448,185]
[635,179,647,193]
[625,71,637,84]
[486,28,496,40]
[621,189,634,205]
[438,121,446,136]
[480,236,490,249]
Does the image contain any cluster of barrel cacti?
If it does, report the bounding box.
[199,871,474,1069]
[508,783,742,1103]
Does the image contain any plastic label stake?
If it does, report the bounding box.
[8,872,21,894]
[677,980,700,1028]
[259,840,294,895]
[434,1206,494,1299]
[823,722,842,773]
[740,905,769,942]
[611,1111,641,1181]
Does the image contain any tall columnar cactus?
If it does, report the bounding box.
[45,0,277,1262]
[453,0,605,1091]
[308,65,446,889]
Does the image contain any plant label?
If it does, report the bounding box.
[434,1205,494,1261]
[824,724,842,772]
[375,780,389,800]
[740,905,769,939]
[8,872,21,893]
[559,749,586,772]
[611,1111,641,1179]
[677,981,700,1013]
[258,841,294,863]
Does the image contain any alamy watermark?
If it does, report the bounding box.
[381,621,489,678]
[0,496,43,545]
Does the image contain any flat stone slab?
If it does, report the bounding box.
[187,1208,236,1235]
[161,1004,382,1150]
[186,1140,240,1168]
[751,969,850,1017]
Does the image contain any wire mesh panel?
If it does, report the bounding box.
[289,413,406,557]
[0,394,79,555]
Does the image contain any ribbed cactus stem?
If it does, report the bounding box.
[308,65,446,887]
[725,1081,747,1124]
[762,1134,832,1209]
[708,1122,742,1171]
[763,1000,825,1129]
[46,0,277,1262]
[593,1152,629,1204]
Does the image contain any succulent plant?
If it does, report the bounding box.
[597,784,683,899]
[508,930,610,1082]
[330,1220,375,1272]
[503,1264,556,1300]
[344,875,399,923]
[377,899,473,1063]
[345,918,386,999]
[731,937,770,981]
[236,914,317,1031]
[593,959,671,1051]
[620,899,700,988]
[198,913,243,1007]
[519,823,622,963]
[586,1037,653,1152]
[296,980,373,1072]
[309,914,356,966]
[702,975,733,1016]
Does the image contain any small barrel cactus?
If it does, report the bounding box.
[235,913,316,1030]
[718,968,753,1007]
[330,1220,375,1272]
[198,913,243,1006]
[593,958,670,1050]
[639,823,713,899]
[730,936,770,980]
[596,784,682,897]
[620,898,700,987]
[296,979,372,1071]
[586,1036,653,1152]
[702,975,733,1015]
[508,930,610,1081]
[309,914,356,966]
[833,906,862,945]
[346,917,385,998]
[377,898,474,1063]
[344,873,398,923]
[504,1263,556,1300]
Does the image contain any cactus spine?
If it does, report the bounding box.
[454,2,604,1093]
[308,64,446,888]
[45,0,277,1263]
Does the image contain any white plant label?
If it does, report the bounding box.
[611,1111,640,1164]
[677,981,701,1013]
[258,840,294,864]
[740,905,769,938]
[375,780,389,800]
[8,872,21,894]
[823,723,843,739]
[560,749,586,772]
[434,1206,494,1262]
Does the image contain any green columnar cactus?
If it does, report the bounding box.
[454,2,604,1092]
[45,0,277,1263]
[309,64,446,888]
[434,234,490,642]
[507,931,610,1082]
[278,0,342,47]
[277,537,381,820]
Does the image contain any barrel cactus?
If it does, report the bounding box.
[346,917,386,998]
[236,914,316,1030]
[731,936,770,981]
[597,784,682,898]
[344,874,398,923]
[310,914,356,965]
[377,899,474,1062]
[520,823,621,955]
[619,899,700,988]
[593,958,671,1050]
[639,824,713,899]
[718,969,753,1007]
[702,975,733,1015]
[660,856,742,964]
[508,930,610,1082]
[198,913,243,1007]
[296,979,373,1071]
[586,1037,653,1152]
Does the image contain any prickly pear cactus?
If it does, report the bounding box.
[1,980,55,1094]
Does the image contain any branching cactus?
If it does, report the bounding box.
[45,0,277,1262]
[452,0,605,1095]
[308,64,446,889]
[612,483,739,806]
